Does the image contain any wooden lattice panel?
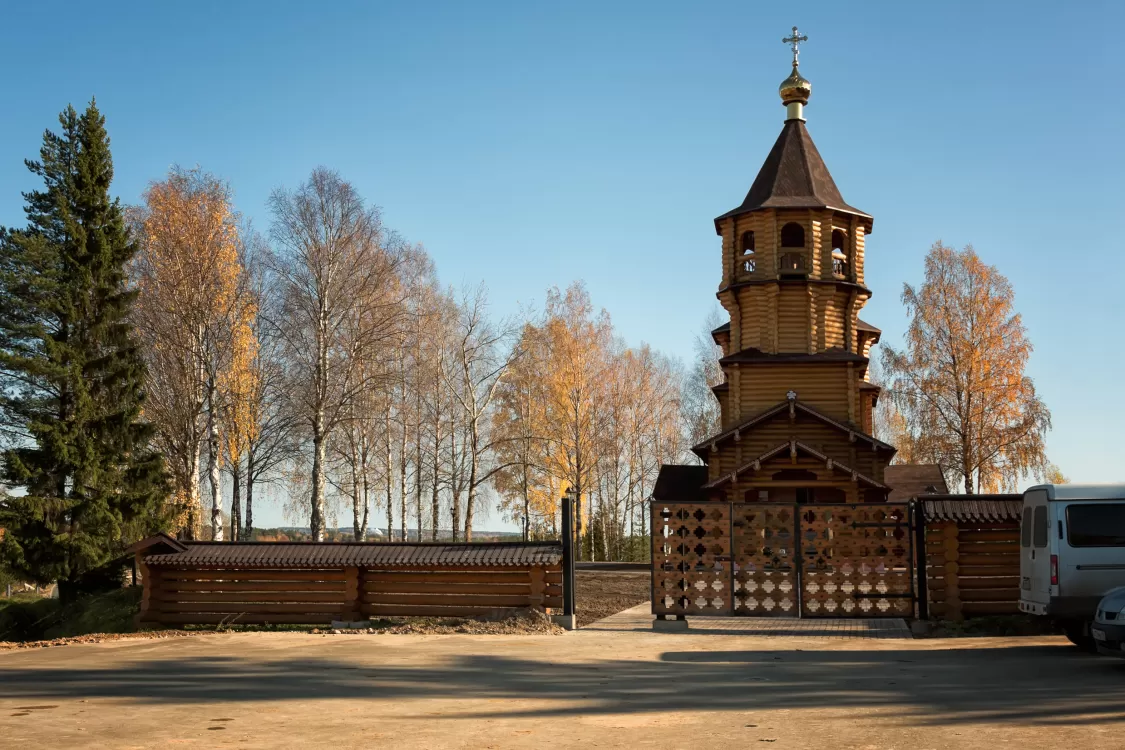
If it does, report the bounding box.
[732,504,798,616]
[651,502,732,616]
[798,504,913,617]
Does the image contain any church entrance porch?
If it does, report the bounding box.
[651,501,914,619]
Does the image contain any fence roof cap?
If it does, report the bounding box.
[140,540,563,569]
[920,496,1023,522]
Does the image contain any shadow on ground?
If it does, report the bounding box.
[1,642,1123,727]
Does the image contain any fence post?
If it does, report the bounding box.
[135,555,158,627]
[342,566,361,623]
[554,489,576,630]
[529,567,546,611]
[942,521,962,621]
[913,501,929,621]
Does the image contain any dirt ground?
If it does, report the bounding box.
[575,570,649,626]
[2,605,1124,749]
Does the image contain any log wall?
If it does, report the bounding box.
[924,520,1020,620]
[138,565,563,627]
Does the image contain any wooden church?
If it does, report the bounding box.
[654,32,904,507]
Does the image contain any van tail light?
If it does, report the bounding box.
[1050,555,1058,586]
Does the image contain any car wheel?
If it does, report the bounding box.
[1064,622,1097,652]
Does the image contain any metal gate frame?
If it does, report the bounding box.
[652,501,915,619]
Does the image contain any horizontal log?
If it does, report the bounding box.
[951,541,1020,554]
[363,593,534,607]
[362,581,531,595]
[153,602,347,614]
[928,576,1020,591]
[161,580,345,593]
[960,588,1020,603]
[927,553,1019,567]
[155,591,346,604]
[362,605,525,618]
[926,542,1020,556]
[961,601,1019,615]
[957,529,1021,543]
[927,565,1020,579]
[156,570,346,582]
[143,614,335,626]
[362,571,539,584]
[925,523,1018,534]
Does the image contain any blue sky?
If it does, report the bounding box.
[1,2,1122,528]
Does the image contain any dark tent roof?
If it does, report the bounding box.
[715,119,870,227]
[651,464,709,504]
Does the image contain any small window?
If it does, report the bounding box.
[1033,505,1049,548]
[1066,503,1125,547]
[831,229,847,276]
[740,231,755,254]
[780,222,805,247]
[740,231,756,273]
[1020,508,1033,548]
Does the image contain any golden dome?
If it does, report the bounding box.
[779,65,811,106]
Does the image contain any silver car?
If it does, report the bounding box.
[1092,587,1125,658]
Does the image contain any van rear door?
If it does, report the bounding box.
[1021,489,1051,612]
[1059,501,1125,599]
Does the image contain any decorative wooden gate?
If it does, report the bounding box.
[652,502,914,618]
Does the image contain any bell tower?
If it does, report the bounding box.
[655,28,896,506]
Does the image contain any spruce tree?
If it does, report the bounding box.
[0,100,167,602]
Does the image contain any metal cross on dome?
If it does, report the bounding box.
[782,26,808,67]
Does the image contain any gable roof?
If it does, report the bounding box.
[715,119,870,229]
[692,397,895,459]
[884,464,949,502]
[701,439,888,491]
[127,532,187,556]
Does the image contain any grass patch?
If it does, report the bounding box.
[922,614,1062,638]
[0,587,141,642]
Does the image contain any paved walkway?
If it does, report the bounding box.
[585,603,912,638]
[2,611,1123,749]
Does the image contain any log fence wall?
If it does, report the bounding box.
[918,497,1023,621]
[131,538,564,627]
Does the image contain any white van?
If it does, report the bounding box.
[1018,484,1125,647]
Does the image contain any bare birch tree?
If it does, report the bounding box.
[440,284,520,541]
[267,168,405,540]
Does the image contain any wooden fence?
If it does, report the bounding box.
[919,497,1022,620]
[131,536,563,627]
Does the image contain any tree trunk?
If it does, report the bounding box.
[399,416,408,542]
[311,419,326,541]
[230,462,242,542]
[574,454,583,562]
[449,427,460,542]
[186,447,202,541]
[244,447,254,538]
[430,433,441,541]
[360,465,370,542]
[385,417,394,540]
[522,469,530,542]
[207,380,224,542]
[414,421,423,542]
[351,445,363,541]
